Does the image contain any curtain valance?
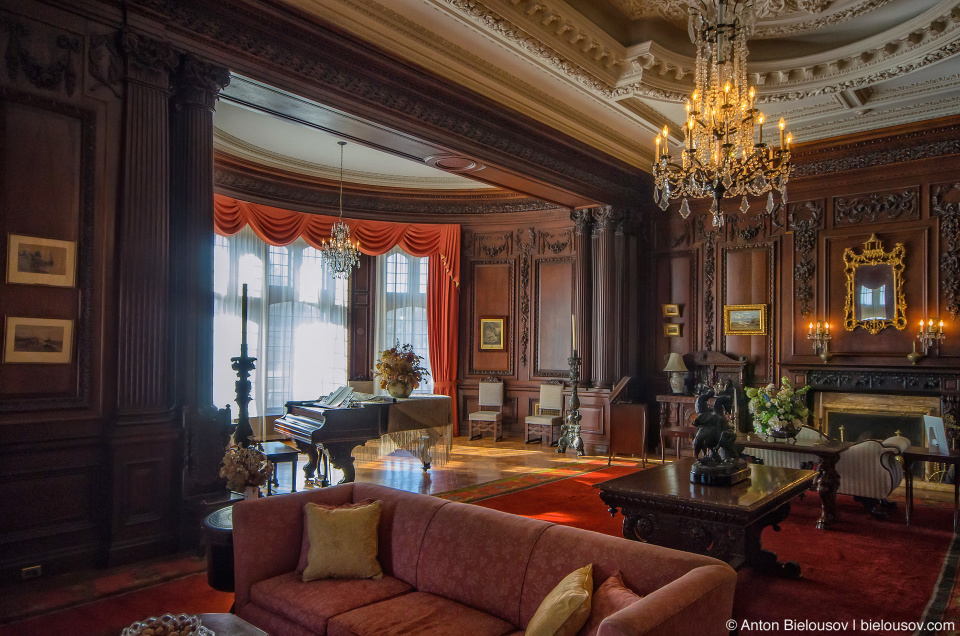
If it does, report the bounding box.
[214,194,459,285]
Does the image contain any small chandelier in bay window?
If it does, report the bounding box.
[321,141,361,279]
[652,0,792,227]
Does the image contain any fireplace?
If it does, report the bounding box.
[813,392,940,446]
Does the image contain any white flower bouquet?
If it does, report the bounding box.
[745,377,811,438]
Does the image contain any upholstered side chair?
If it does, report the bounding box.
[525,381,564,445]
[835,434,910,519]
[468,378,504,441]
[743,425,826,471]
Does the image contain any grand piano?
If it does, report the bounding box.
[275,393,453,486]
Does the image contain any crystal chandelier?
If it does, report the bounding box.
[652,0,792,227]
[321,141,361,279]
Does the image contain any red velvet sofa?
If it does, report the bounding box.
[232,482,737,635]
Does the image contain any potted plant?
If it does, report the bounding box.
[219,439,273,499]
[375,342,430,399]
[745,377,811,440]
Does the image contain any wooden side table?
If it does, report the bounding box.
[203,506,235,594]
[902,446,960,532]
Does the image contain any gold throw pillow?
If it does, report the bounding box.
[525,563,593,636]
[302,500,383,582]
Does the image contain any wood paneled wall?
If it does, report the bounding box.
[648,116,960,402]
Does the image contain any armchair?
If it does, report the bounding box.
[835,435,910,519]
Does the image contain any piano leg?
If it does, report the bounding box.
[294,440,319,485]
[324,442,358,484]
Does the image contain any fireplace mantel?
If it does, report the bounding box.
[782,364,960,436]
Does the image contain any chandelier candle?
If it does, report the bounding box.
[652,0,792,227]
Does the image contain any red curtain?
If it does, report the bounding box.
[213,195,461,432]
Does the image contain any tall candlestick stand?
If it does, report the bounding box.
[231,344,257,448]
[556,351,585,456]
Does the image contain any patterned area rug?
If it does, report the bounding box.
[436,459,639,503]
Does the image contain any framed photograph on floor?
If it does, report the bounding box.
[6,234,77,287]
[3,317,74,364]
[663,323,681,337]
[479,316,506,351]
[724,304,768,336]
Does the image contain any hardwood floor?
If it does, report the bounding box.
[269,436,641,496]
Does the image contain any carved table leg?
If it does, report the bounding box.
[324,441,357,484]
[744,503,801,579]
[904,456,914,526]
[817,456,841,529]
[418,434,432,472]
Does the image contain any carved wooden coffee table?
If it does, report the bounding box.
[596,458,815,578]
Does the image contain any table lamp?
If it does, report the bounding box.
[663,353,688,394]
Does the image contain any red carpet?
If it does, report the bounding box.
[0,573,233,636]
[472,465,959,635]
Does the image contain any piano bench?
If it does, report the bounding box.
[261,441,300,495]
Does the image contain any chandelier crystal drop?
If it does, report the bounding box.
[651,0,792,226]
[321,141,361,279]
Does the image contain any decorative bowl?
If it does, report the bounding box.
[120,613,214,636]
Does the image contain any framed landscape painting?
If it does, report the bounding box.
[7,234,76,287]
[664,323,681,337]
[3,317,74,364]
[724,304,768,336]
[479,316,506,351]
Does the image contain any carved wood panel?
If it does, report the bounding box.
[834,188,919,225]
[721,243,776,385]
[469,260,515,376]
[533,257,574,377]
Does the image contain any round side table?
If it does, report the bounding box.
[203,506,235,593]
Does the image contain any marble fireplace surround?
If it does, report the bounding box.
[814,392,940,446]
[783,365,960,449]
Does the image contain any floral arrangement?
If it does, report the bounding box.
[745,377,811,437]
[219,439,273,493]
[374,341,430,390]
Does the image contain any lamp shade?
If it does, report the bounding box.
[663,353,688,372]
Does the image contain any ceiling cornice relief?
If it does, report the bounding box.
[293,0,648,165]
[609,0,896,39]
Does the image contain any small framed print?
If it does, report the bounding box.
[664,323,681,337]
[662,304,680,317]
[479,316,506,351]
[724,304,768,336]
[7,234,77,287]
[4,317,74,364]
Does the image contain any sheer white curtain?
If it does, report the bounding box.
[374,246,433,394]
[214,227,349,437]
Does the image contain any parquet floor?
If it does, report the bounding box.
[269,435,642,496]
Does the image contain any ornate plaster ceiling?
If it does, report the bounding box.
[280,0,960,173]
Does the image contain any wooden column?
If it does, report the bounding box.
[108,31,180,565]
[572,210,593,386]
[613,213,626,381]
[170,54,231,541]
[591,206,622,388]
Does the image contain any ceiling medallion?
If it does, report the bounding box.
[652,0,792,227]
[321,141,361,279]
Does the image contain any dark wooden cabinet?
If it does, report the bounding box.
[608,403,649,464]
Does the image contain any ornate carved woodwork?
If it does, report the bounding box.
[933,182,960,319]
[592,206,621,387]
[696,215,720,351]
[572,211,593,385]
[834,189,919,225]
[788,200,824,318]
[516,228,535,368]
[538,229,571,255]
[721,243,776,384]
[1,15,81,97]
[88,32,121,97]
[469,259,515,376]
[475,232,512,258]
[533,256,574,377]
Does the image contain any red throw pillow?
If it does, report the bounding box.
[579,571,642,636]
[295,499,377,574]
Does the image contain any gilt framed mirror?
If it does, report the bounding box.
[842,234,906,334]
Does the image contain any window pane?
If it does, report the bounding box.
[376,247,432,394]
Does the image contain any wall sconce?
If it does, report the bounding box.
[908,319,945,364]
[807,321,832,362]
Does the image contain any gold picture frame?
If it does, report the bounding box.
[479,316,506,351]
[6,234,77,287]
[842,234,907,334]
[662,304,680,317]
[724,304,767,336]
[664,323,681,337]
[3,316,74,364]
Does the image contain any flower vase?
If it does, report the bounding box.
[243,486,259,500]
[386,381,413,399]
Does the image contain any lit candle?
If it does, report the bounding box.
[940,320,944,333]
[758,113,764,145]
[655,133,660,158]
[749,86,755,111]
[779,117,786,149]
[786,134,792,150]
[571,314,577,353]
[808,322,813,336]
[825,322,830,334]
[241,283,248,350]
